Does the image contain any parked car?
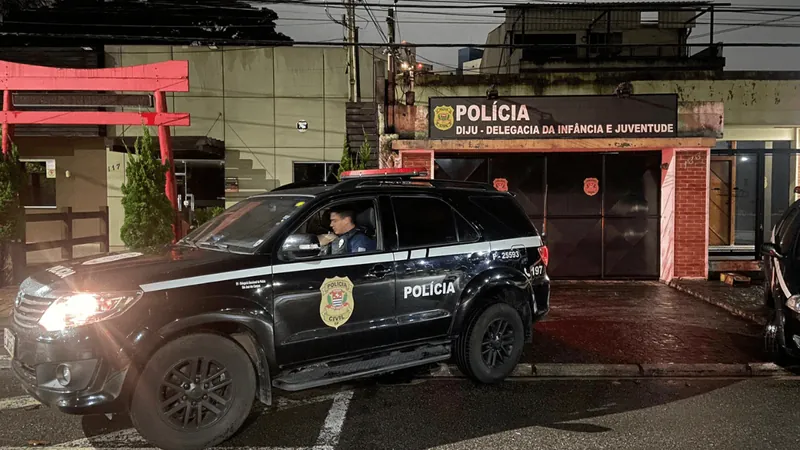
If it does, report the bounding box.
[4,168,550,450]
[762,189,800,362]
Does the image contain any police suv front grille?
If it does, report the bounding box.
[12,293,52,329]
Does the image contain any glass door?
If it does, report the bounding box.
[709,140,800,260]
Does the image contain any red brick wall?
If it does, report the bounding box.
[660,149,675,282]
[673,150,709,279]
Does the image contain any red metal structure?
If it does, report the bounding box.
[0,59,191,241]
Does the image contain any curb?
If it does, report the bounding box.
[0,358,796,377]
[668,281,769,326]
[419,362,799,378]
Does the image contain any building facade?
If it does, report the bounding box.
[380,71,800,282]
[376,1,798,282]
[480,1,723,74]
[2,45,384,261]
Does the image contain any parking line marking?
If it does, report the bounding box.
[0,395,40,411]
[314,390,353,449]
[0,391,354,449]
[50,428,146,448]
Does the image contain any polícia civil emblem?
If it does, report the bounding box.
[433,105,455,131]
[319,276,355,329]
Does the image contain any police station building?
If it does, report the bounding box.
[382,92,726,283]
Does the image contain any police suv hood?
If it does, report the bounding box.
[24,246,263,294]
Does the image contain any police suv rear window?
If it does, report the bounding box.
[469,195,538,238]
[393,197,459,248]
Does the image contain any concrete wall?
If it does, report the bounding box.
[14,137,108,264]
[102,45,383,247]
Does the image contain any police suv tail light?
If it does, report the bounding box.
[787,294,800,313]
[39,291,143,332]
[538,245,549,266]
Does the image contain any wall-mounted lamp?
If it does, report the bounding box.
[660,162,669,170]
[65,170,71,178]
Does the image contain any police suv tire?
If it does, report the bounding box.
[129,333,257,450]
[455,302,524,384]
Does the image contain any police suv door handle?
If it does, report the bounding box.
[367,264,392,278]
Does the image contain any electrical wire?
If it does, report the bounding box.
[361,0,390,43]
[4,28,800,49]
[79,1,800,13]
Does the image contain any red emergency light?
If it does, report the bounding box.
[340,167,429,180]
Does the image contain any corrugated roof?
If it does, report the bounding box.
[503,1,722,10]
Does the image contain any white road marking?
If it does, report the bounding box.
[314,390,353,449]
[0,395,40,411]
[271,391,348,413]
[0,390,354,449]
[0,355,9,370]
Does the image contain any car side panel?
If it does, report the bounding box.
[393,243,491,342]
[448,266,535,337]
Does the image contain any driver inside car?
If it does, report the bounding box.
[317,206,376,254]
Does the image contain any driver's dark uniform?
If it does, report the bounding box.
[330,227,376,255]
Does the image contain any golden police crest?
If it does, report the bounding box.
[319,276,355,329]
[433,105,455,131]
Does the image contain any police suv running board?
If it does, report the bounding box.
[272,344,451,392]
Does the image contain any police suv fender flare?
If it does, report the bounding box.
[449,267,533,337]
[138,305,276,406]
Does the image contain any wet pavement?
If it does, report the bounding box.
[523,281,766,365]
[671,279,770,326]
[0,368,799,449]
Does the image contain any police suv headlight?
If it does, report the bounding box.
[786,294,800,314]
[39,291,143,332]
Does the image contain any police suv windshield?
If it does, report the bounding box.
[180,195,309,254]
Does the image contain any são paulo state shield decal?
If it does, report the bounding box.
[320,276,355,329]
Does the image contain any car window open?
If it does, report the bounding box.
[287,198,381,259]
[180,195,309,254]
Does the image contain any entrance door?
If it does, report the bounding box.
[433,151,661,279]
[175,159,226,229]
[709,156,734,246]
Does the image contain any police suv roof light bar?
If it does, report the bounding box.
[340,167,429,180]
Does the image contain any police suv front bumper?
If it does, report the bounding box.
[6,315,131,415]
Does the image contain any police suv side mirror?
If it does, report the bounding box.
[280,233,321,260]
[761,242,784,260]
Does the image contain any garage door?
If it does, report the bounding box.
[434,151,661,279]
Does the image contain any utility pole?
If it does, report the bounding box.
[345,0,359,102]
[386,1,396,132]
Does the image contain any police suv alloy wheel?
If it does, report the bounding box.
[130,333,257,450]
[455,302,525,384]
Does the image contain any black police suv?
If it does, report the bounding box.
[4,168,550,450]
[762,189,800,362]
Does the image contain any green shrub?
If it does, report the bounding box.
[0,143,25,286]
[119,126,174,253]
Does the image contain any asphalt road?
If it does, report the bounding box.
[0,368,799,449]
